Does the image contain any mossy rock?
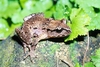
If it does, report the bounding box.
[0,35,71,67]
[0,33,100,67]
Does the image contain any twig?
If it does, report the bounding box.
[57,56,59,67]
[83,32,90,65]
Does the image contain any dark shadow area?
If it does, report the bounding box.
[67,30,100,43]
[12,35,23,47]
[6,17,13,26]
[75,36,85,41]
[93,7,100,13]
[40,37,66,45]
[41,36,73,45]
[69,0,79,8]
[48,37,65,42]
[52,0,58,5]
[18,0,23,10]
[89,30,100,37]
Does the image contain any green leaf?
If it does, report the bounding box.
[75,62,81,67]
[0,0,20,18]
[20,0,53,12]
[84,62,95,67]
[88,13,100,30]
[74,0,100,30]
[11,0,53,24]
[11,9,31,24]
[65,8,91,41]
[95,48,100,56]
[0,0,8,12]
[91,48,100,67]
[44,6,55,18]
[20,0,37,10]
[33,0,53,12]
[0,18,9,39]
[0,18,21,39]
[75,0,100,8]
[9,23,22,34]
[54,0,72,20]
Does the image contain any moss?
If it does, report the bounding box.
[49,43,60,55]
[0,37,14,67]
[38,60,50,67]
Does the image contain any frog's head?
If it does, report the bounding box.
[15,28,33,45]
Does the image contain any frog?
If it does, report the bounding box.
[15,13,71,62]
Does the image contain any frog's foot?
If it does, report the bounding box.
[24,50,36,63]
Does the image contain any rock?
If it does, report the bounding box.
[0,33,100,67]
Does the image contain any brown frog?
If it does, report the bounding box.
[15,13,71,62]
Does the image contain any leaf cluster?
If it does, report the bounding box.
[0,0,100,67]
[0,0,53,39]
[0,0,100,40]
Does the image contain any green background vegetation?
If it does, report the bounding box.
[0,0,100,67]
[0,0,100,40]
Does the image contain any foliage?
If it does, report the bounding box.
[75,48,100,67]
[0,18,9,39]
[73,0,100,30]
[91,48,100,67]
[53,0,72,20]
[0,0,100,40]
[65,8,91,41]
[0,0,100,67]
[0,0,53,39]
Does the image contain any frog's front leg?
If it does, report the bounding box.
[23,42,33,61]
[23,42,31,54]
[23,45,37,63]
[28,40,39,60]
[23,40,38,62]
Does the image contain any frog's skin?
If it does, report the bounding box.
[15,13,71,62]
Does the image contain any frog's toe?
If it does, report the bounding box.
[23,50,37,63]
